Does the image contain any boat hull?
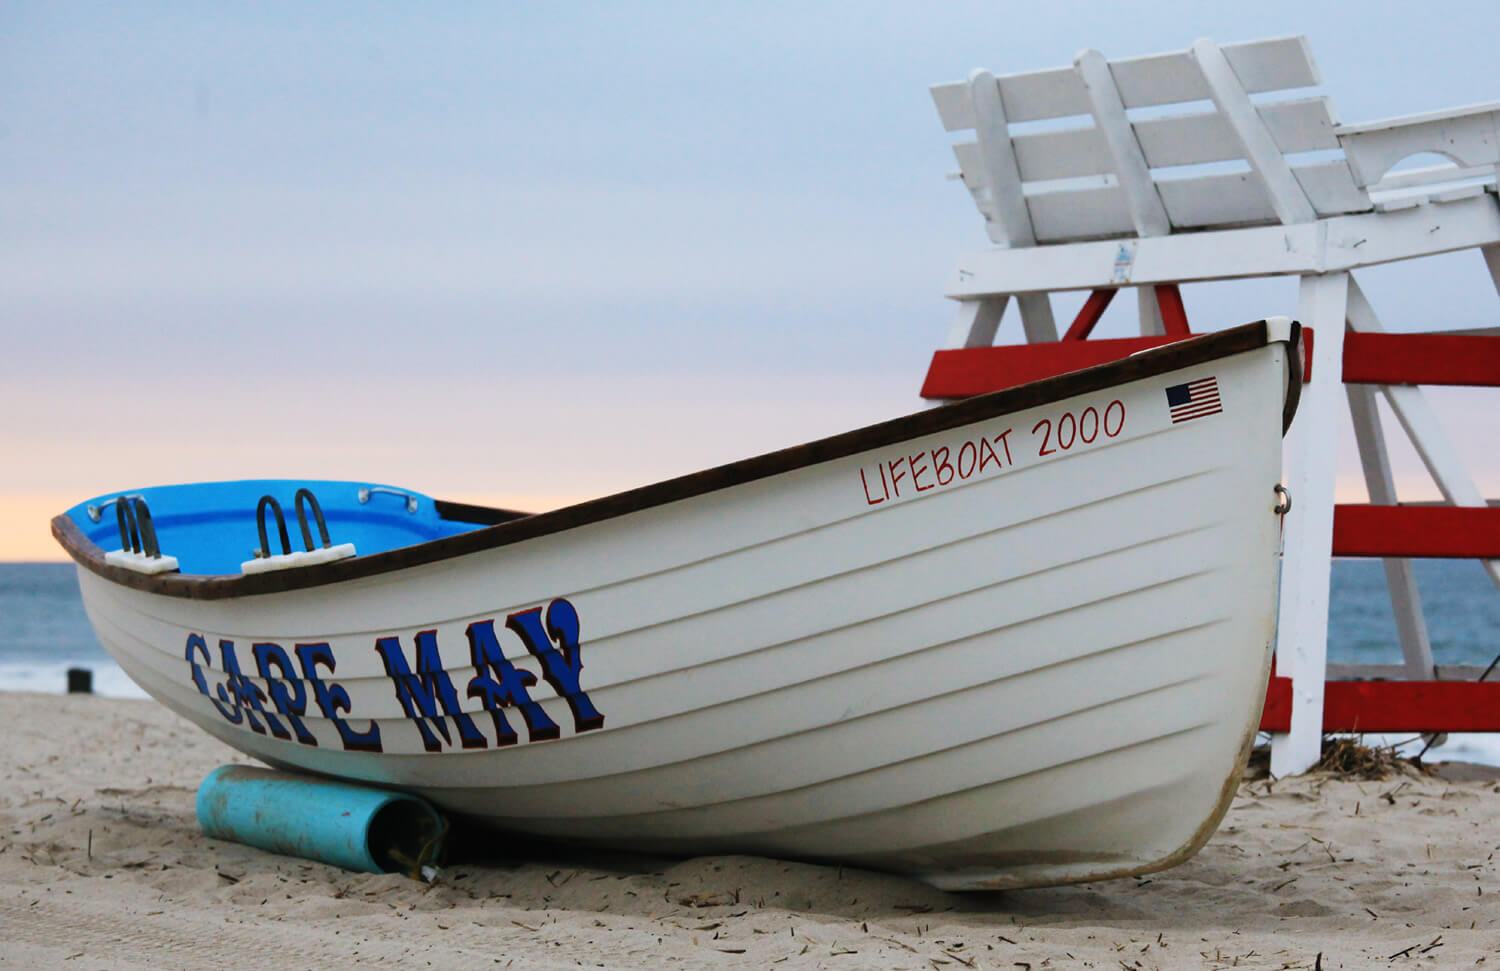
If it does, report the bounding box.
[61,323,1296,889]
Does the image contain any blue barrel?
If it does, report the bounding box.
[196,765,446,875]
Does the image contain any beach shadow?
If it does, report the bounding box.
[438,816,1173,929]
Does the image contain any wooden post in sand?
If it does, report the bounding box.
[66,667,93,694]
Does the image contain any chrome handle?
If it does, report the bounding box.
[357,486,418,513]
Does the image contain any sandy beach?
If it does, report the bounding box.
[2,693,1497,969]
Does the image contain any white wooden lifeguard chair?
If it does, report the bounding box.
[924,36,1500,776]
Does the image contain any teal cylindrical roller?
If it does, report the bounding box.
[196,765,446,875]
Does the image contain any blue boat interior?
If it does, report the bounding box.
[63,480,521,576]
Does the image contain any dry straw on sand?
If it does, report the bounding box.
[3,694,1498,969]
[1312,735,1422,781]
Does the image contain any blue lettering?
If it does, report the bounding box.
[294,642,383,753]
[252,642,318,746]
[186,633,242,725]
[464,619,558,744]
[374,630,487,752]
[218,640,279,737]
[507,600,605,733]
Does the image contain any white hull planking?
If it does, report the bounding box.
[75,338,1291,889]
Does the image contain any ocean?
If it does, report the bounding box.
[4,559,1498,764]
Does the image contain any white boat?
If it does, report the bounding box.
[54,318,1301,890]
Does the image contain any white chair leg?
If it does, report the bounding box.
[1015,293,1059,343]
[944,297,1008,349]
[1137,287,1166,336]
[1271,271,1349,777]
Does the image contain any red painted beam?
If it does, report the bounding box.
[922,322,1500,400]
[1259,677,1500,733]
[1260,675,1293,732]
[921,336,1190,398]
[1344,332,1500,386]
[921,331,1315,399]
[1062,289,1118,341]
[1332,504,1500,558]
[1321,681,1500,732]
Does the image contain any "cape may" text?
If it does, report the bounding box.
[184,598,604,754]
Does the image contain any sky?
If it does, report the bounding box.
[3,2,1499,560]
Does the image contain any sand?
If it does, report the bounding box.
[2,693,1498,969]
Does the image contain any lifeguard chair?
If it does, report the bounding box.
[924,36,1500,776]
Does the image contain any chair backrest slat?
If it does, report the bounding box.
[1150,160,1370,230]
[1028,185,1134,242]
[995,68,1091,124]
[933,35,1321,130]
[1103,50,1211,106]
[1218,35,1322,95]
[935,35,1368,244]
[1009,127,1112,181]
[1136,97,1339,167]
[950,95,1342,188]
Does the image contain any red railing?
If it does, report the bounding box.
[1343,333,1500,386]
[1332,505,1500,558]
[921,304,1500,399]
[1259,679,1500,733]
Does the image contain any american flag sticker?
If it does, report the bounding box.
[1165,376,1223,423]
